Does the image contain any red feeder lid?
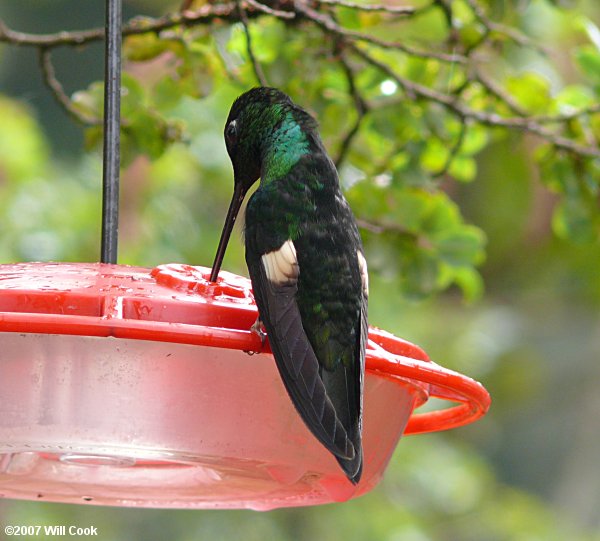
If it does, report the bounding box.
[0,262,490,510]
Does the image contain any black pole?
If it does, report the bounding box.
[100,0,122,264]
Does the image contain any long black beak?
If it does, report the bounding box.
[210,184,246,282]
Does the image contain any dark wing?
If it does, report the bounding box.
[322,247,367,483]
[318,300,366,482]
[247,244,358,464]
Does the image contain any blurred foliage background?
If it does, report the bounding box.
[1,0,600,539]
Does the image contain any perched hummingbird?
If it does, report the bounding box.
[210,87,368,484]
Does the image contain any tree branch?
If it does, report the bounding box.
[314,0,415,15]
[0,4,239,48]
[356,218,417,240]
[38,48,101,125]
[465,0,550,55]
[473,67,530,117]
[294,0,467,64]
[351,44,600,160]
[335,53,368,167]
[532,104,600,124]
[238,0,269,86]
[433,120,467,178]
[180,0,195,11]
[244,0,295,18]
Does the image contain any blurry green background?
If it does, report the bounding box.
[1,0,600,539]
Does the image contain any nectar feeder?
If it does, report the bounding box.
[0,262,489,509]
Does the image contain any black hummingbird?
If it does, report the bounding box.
[210,87,368,484]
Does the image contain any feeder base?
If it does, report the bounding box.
[0,262,490,509]
[0,333,419,510]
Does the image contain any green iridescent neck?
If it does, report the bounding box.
[261,111,310,184]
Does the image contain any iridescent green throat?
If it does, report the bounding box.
[261,112,310,184]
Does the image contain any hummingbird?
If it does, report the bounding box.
[210,87,368,484]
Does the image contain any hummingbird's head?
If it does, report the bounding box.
[211,87,317,283]
[224,87,317,192]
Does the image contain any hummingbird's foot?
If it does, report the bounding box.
[246,317,266,355]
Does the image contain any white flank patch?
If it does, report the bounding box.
[262,240,299,285]
[357,250,369,297]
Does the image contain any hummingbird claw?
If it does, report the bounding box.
[245,317,266,355]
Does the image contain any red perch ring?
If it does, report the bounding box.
[0,262,490,510]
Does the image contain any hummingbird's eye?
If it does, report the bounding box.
[225,120,238,145]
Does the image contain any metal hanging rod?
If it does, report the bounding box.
[100,0,122,264]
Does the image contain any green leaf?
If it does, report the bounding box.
[552,197,598,243]
[124,33,170,62]
[72,81,104,119]
[336,6,361,30]
[458,22,485,48]
[153,76,185,110]
[121,73,147,116]
[420,138,448,173]
[421,191,463,234]
[461,125,489,155]
[400,248,440,300]
[591,114,600,144]
[449,155,477,182]
[555,85,595,113]
[453,266,485,302]
[505,73,552,114]
[83,125,103,152]
[574,44,600,83]
[432,227,486,268]
[390,187,434,232]
[247,19,286,64]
